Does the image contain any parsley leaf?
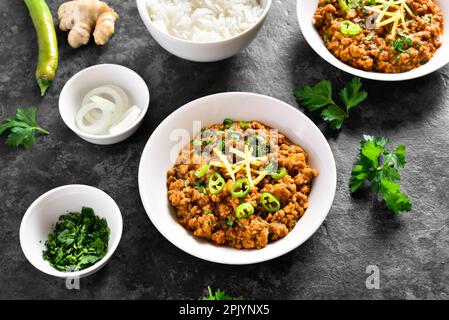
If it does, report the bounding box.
[320,104,346,129]
[339,78,368,110]
[0,107,48,149]
[293,78,367,129]
[349,135,412,214]
[201,286,246,300]
[293,80,334,111]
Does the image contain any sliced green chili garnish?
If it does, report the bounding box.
[271,167,287,179]
[260,192,281,212]
[231,178,250,198]
[239,121,249,129]
[339,21,362,35]
[194,164,209,178]
[235,203,254,219]
[208,172,225,195]
[339,0,349,11]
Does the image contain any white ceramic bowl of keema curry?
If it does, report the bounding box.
[297,0,449,81]
[138,92,337,265]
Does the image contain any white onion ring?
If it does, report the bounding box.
[105,85,130,112]
[76,102,113,134]
[109,106,141,135]
[88,95,122,125]
[82,86,126,124]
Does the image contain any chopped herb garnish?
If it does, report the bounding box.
[194,180,206,190]
[226,129,241,141]
[226,219,234,227]
[223,118,234,126]
[391,35,413,53]
[42,207,110,272]
[218,140,226,153]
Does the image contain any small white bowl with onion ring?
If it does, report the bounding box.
[59,64,150,145]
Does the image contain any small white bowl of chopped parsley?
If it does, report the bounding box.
[19,185,123,278]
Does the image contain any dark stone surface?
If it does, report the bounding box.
[1,0,449,300]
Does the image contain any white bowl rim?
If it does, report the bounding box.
[58,63,150,140]
[297,0,449,81]
[138,92,337,265]
[19,184,123,278]
[136,0,273,45]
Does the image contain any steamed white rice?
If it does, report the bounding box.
[147,0,264,42]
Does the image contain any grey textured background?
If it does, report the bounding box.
[1,0,448,300]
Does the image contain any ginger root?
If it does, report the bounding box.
[58,0,119,48]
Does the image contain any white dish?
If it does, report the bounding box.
[297,0,449,81]
[136,0,272,62]
[138,92,336,265]
[20,185,123,278]
[59,64,150,145]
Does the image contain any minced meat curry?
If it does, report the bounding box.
[313,0,444,73]
[167,120,318,249]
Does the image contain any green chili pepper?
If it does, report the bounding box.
[339,21,362,35]
[338,0,350,11]
[239,121,249,129]
[231,178,250,198]
[208,172,225,195]
[24,0,59,96]
[260,192,281,212]
[271,167,287,179]
[194,164,209,178]
[235,203,254,219]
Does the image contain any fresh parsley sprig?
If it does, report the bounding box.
[350,135,412,214]
[0,107,48,149]
[201,286,245,300]
[293,77,368,129]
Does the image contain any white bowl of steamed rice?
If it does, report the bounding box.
[136,0,272,62]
